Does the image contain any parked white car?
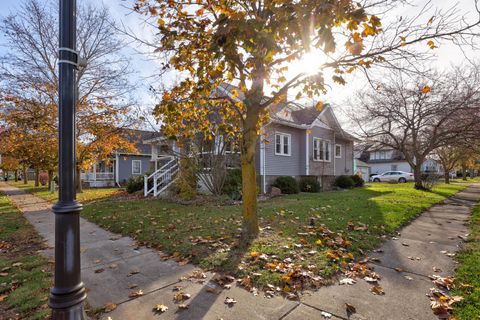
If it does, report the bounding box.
[370,171,414,183]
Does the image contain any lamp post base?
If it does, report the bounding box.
[51,303,88,320]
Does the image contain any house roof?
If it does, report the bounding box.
[355,159,370,167]
[213,82,355,141]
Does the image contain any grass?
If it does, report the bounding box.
[0,193,51,320]
[8,180,121,203]
[452,204,480,319]
[81,181,468,288]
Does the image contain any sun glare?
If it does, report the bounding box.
[289,50,326,76]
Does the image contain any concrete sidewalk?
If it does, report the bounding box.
[1,182,479,320]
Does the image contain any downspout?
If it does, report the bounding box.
[305,130,309,175]
[333,133,336,176]
[260,133,266,194]
[115,152,121,187]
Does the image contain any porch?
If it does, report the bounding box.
[81,161,115,187]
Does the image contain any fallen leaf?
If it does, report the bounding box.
[103,302,117,313]
[173,292,191,302]
[321,311,332,318]
[370,285,385,295]
[394,267,404,273]
[129,290,144,298]
[94,268,105,274]
[0,294,7,302]
[128,283,138,289]
[178,304,189,310]
[154,304,168,313]
[12,262,23,267]
[224,297,237,306]
[345,303,356,314]
[339,278,356,285]
[0,272,8,277]
[404,276,413,281]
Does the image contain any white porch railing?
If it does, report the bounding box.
[144,157,179,197]
[81,172,114,181]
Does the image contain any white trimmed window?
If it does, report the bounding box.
[132,160,142,175]
[335,144,342,158]
[313,138,331,161]
[275,132,291,156]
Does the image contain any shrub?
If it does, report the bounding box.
[272,176,299,194]
[222,169,242,200]
[174,158,198,200]
[350,174,364,187]
[126,176,144,193]
[334,175,355,189]
[299,176,320,193]
[419,173,440,191]
[39,172,49,186]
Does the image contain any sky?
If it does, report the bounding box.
[0,0,478,130]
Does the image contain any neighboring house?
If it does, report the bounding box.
[81,129,162,187]
[357,144,445,176]
[143,84,356,195]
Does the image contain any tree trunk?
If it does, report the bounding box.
[14,171,18,182]
[413,165,423,190]
[76,166,83,193]
[240,119,259,238]
[47,170,53,190]
[462,164,467,181]
[34,168,40,187]
[444,171,450,184]
[23,167,28,184]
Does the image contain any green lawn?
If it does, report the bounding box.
[8,180,121,203]
[0,193,51,320]
[452,204,480,319]
[81,181,468,288]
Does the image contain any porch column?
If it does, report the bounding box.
[93,162,97,181]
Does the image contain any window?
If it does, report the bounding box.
[275,132,291,156]
[313,138,331,161]
[379,151,386,160]
[335,144,342,158]
[132,160,142,175]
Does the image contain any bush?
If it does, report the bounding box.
[222,169,242,200]
[126,176,144,193]
[334,175,355,189]
[299,176,320,193]
[419,173,440,191]
[39,172,49,186]
[273,176,299,194]
[173,158,198,200]
[350,174,364,187]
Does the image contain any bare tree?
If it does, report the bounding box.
[434,145,462,184]
[353,65,480,189]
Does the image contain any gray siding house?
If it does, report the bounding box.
[256,101,355,193]
[81,129,161,187]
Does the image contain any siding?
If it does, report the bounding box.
[117,155,152,183]
[264,124,304,176]
[334,138,354,176]
[309,126,335,176]
[369,161,412,175]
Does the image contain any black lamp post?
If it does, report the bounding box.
[49,0,87,318]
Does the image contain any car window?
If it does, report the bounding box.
[383,172,391,175]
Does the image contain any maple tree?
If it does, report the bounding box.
[134,0,480,236]
[0,0,137,192]
[0,93,57,187]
